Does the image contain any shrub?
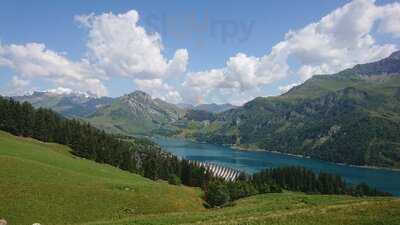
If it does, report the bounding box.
[206,181,230,207]
[168,174,181,185]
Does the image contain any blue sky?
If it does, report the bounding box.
[1,0,400,104]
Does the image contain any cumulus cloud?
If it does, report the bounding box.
[75,10,188,79]
[11,76,30,89]
[8,76,31,95]
[378,2,400,37]
[2,1,400,105]
[0,42,107,96]
[183,50,289,103]
[134,79,183,104]
[284,0,397,79]
[1,10,188,98]
[183,0,400,103]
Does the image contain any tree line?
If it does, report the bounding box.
[0,96,391,208]
[0,96,210,187]
[205,166,391,207]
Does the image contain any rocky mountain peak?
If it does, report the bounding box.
[351,50,400,76]
[124,91,153,103]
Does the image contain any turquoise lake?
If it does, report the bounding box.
[154,137,400,196]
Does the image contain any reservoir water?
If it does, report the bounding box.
[155,136,400,196]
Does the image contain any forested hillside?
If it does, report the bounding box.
[185,51,400,168]
[0,130,204,225]
[0,96,209,185]
[0,96,389,208]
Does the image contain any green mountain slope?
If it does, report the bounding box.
[1,132,399,225]
[85,192,400,225]
[0,131,204,225]
[87,91,185,135]
[177,103,237,113]
[186,51,400,168]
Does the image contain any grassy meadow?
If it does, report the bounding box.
[0,130,399,225]
[0,131,204,225]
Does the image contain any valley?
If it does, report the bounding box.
[13,51,400,170]
[1,130,399,225]
[2,1,400,224]
[155,136,400,196]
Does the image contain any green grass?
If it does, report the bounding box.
[1,131,400,225]
[0,131,204,225]
[82,192,400,225]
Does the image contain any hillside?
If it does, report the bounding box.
[86,91,185,135]
[1,131,399,225]
[13,91,238,136]
[185,51,400,168]
[13,90,185,135]
[194,103,237,113]
[83,192,400,225]
[0,131,204,225]
[178,103,237,113]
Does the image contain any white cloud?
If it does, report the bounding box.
[1,10,188,98]
[134,79,182,104]
[8,76,31,95]
[76,10,188,79]
[183,51,289,103]
[47,87,74,95]
[284,0,397,79]
[166,49,189,75]
[184,51,289,91]
[378,2,400,37]
[11,76,30,89]
[0,42,107,96]
[183,0,400,104]
[278,82,300,94]
[2,1,400,105]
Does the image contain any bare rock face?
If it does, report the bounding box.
[0,218,7,225]
[352,50,400,76]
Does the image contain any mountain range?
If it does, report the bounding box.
[13,90,234,135]
[86,91,185,135]
[185,50,400,168]
[11,51,400,168]
[13,91,113,118]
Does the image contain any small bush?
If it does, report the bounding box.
[206,181,231,207]
[168,174,181,185]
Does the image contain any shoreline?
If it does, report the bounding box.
[230,143,400,172]
[156,134,400,172]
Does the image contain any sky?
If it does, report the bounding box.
[1,0,400,105]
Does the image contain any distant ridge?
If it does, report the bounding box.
[13,90,113,117]
[348,50,400,76]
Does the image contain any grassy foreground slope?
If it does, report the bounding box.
[1,131,400,225]
[0,131,204,225]
[86,192,400,225]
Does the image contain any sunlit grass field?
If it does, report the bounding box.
[83,192,400,225]
[0,131,204,225]
[1,130,399,225]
